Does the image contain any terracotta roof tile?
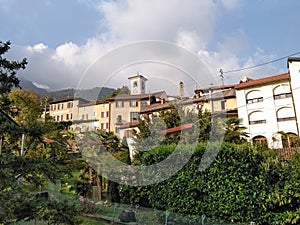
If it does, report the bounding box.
[140,102,172,113]
[119,121,139,129]
[107,91,165,101]
[195,84,237,92]
[235,73,290,90]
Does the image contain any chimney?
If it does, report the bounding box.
[179,81,184,99]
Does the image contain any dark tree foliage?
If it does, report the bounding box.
[223,117,248,144]
[0,41,81,224]
[0,41,27,113]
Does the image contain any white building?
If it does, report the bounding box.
[235,73,298,148]
[288,57,300,135]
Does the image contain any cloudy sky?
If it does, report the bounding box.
[1,0,300,96]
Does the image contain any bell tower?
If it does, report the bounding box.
[128,74,147,95]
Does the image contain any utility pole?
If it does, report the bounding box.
[209,84,214,113]
[21,133,25,157]
[44,95,48,123]
[219,68,224,88]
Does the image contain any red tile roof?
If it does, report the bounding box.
[107,91,165,101]
[160,123,193,135]
[195,84,237,93]
[235,73,290,90]
[140,102,172,113]
[119,121,139,129]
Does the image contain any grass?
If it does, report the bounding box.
[19,217,109,225]
[78,216,109,225]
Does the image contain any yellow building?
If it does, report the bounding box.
[107,75,167,134]
[49,97,89,122]
[194,85,238,117]
[74,101,110,133]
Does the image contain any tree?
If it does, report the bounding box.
[8,89,42,126]
[0,41,27,113]
[223,117,248,144]
[0,41,81,224]
[0,41,27,155]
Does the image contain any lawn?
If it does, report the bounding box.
[79,216,109,225]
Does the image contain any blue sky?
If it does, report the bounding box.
[1,0,300,95]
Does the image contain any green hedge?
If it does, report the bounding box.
[119,143,300,225]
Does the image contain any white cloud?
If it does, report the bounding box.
[98,0,218,46]
[175,30,204,53]
[11,0,285,94]
[52,42,80,66]
[26,43,48,53]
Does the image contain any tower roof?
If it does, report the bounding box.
[128,74,148,81]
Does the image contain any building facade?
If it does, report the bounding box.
[288,57,300,136]
[49,97,89,122]
[235,73,298,148]
[73,101,110,133]
[107,75,167,135]
[194,85,238,118]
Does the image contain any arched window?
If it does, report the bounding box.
[281,132,300,147]
[253,135,268,147]
[249,111,266,125]
[273,84,292,100]
[246,90,263,104]
[277,107,295,122]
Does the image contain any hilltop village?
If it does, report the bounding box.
[49,57,300,152]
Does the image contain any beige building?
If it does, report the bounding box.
[107,75,167,134]
[194,85,238,118]
[74,101,110,133]
[49,97,89,122]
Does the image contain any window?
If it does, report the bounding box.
[221,100,226,110]
[117,115,122,124]
[101,123,109,130]
[101,111,109,118]
[253,135,268,147]
[50,104,56,111]
[81,114,88,120]
[130,100,138,107]
[116,101,124,108]
[67,101,73,108]
[274,93,292,100]
[57,115,63,121]
[277,117,295,122]
[115,127,120,134]
[125,130,134,138]
[246,97,263,104]
[66,113,72,120]
[249,111,266,125]
[141,101,148,109]
[277,107,295,122]
[58,103,64,110]
[249,119,266,125]
[246,90,263,104]
[273,84,291,100]
[130,112,139,122]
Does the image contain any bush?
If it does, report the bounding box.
[119,143,300,225]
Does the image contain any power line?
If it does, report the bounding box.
[222,51,300,74]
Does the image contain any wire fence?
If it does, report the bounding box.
[82,201,250,225]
